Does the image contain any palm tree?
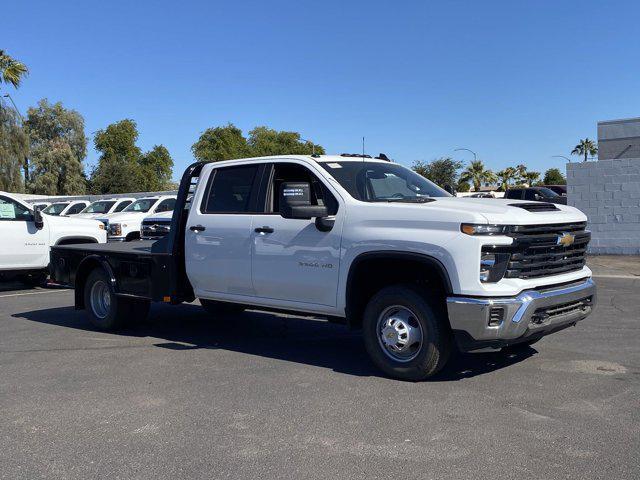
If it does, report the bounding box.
[523,171,540,186]
[497,167,517,191]
[515,164,528,184]
[460,160,497,192]
[0,50,28,89]
[571,138,597,162]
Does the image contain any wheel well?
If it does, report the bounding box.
[345,253,451,328]
[74,258,112,309]
[125,231,140,241]
[56,237,98,246]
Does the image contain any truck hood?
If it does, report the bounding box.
[72,212,105,219]
[100,211,148,224]
[428,197,586,224]
[46,213,104,229]
[143,211,173,222]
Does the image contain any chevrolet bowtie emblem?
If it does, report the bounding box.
[557,232,575,247]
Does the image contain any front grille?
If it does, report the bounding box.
[531,296,593,324]
[485,222,590,279]
[141,220,171,239]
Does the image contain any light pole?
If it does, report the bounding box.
[454,147,477,162]
[552,155,571,163]
[300,137,317,156]
[2,94,24,121]
[2,93,29,181]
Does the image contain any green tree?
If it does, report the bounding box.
[247,126,324,157]
[542,168,566,185]
[412,157,463,188]
[24,99,87,195]
[0,102,27,192]
[140,145,174,191]
[571,138,597,162]
[496,166,517,191]
[90,119,173,194]
[456,180,470,192]
[459,160,497,192]
[0,50,28,89]
[191,123,249,162]
[90,119,145,194]
[523,171,541,186]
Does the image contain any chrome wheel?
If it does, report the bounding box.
[90,280,111,319]
[377,305,424,362]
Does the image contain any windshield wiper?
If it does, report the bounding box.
[380,197,435,203]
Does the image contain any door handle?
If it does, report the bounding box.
[190,225,206,232]
[254,226,274,234]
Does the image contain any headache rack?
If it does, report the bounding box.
[485,222,590,279]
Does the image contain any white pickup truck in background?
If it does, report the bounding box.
[97,195,177,242]
[72,197,135,219]
[42,199,90,216]
[50,154,597,380]
[0,191,106,285]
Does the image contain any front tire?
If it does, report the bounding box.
[363,285,451,381]
[84,268,149,331]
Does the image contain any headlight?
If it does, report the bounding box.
[461,224,510,235]
[479,249,510,282]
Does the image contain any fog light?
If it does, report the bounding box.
[479,250,510,283]
[480,254,496,282]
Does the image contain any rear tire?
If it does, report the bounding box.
[200,299,246,317]
[84,268,149,331]
[363,285,451,381]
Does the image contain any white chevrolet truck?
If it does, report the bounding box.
[49,155,596,380]
[97,195,176,242]
[0,191,107,285]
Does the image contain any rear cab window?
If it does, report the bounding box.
[201,164,263,214]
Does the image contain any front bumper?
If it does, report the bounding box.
[446,278,596,351]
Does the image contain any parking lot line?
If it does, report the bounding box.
[0,290,68,299]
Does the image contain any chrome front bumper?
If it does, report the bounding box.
[446,278,596,351]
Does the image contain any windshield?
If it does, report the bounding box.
[82,201,115,214]
[43,203,69,215]
[123,198,156,213]
[536,187,560,198]
[320,161,450,202]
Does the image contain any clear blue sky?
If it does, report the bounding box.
[4,0,640,179]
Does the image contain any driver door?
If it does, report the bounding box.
[0,196,49,269]
[251,162,343,308]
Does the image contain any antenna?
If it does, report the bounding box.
[362,137,365,161]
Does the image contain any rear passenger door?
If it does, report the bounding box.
[185,163,265,298]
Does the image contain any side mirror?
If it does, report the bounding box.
[534,194,542,201]
[279,182,328,220]
[443,184,455,195]
[33,206,44,229]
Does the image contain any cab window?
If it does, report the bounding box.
[155,198,176,213]
[267,163,338,215]
[114,200,132,212]
[0,196,32,221]
[201,165,261,214]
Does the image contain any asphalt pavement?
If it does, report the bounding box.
[0,273,638,479]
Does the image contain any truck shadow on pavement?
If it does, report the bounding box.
[13,303,537,382]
